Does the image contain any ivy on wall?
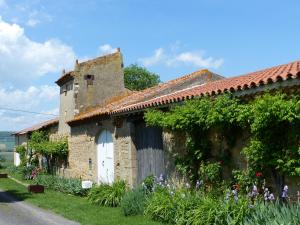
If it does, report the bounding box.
[28,131,68,173]
[144,92,300,187]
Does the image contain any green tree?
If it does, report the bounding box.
[124,64,160,91]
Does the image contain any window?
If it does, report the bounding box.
[84,74,94,85]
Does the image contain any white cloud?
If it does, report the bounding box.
[0,85,59,110]
[0,85,59,131]
[0,18,76,85]
[171,52,224,68]
[98,44,118,55]
[139,46,224,69]
[26,18,40,27]
[141,48,165,67]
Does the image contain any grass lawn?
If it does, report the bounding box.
[0,178,161,225]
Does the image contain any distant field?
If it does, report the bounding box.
[0,151,13,167]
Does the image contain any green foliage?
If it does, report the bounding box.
[145,189,176,223]
[232,169,256,193]
[6,165,23,175]
[145,92,300,186]
[143,175,155,193]
[243,201,300,225]
[144,188,201,224]
[35,174,87,196]
[124,64,160,91]
[88,181,127,207]
[199,162,221,185]
[15,145,27,166]
[241,93,300,178]
[186,196,251,225]
[145,188,251,225]
[145,95,241,131]
[29,131,68,157]
[121,186,148,216]
[145,94,242,182]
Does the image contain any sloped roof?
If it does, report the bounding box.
[68,60,300,124]
[14,118,59,135]
[114,60,300,114]
[68,69,222,123]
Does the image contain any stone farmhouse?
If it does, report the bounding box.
[14,49,300,188]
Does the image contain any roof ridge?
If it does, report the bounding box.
[229,60,300,78]
[78,51,121,66]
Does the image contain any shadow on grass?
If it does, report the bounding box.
[0,189,32,203]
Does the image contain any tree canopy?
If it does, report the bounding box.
[124,64,160,91]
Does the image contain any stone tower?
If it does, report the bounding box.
[55,49,125,134]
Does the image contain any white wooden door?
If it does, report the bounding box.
[97,130,114,184]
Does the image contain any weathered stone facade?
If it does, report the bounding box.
[64,118,137,186]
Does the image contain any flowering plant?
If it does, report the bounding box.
[255,172,263,177]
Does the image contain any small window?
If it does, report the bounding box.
[84,74,94,85]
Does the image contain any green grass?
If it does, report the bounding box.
[0,178,161,225]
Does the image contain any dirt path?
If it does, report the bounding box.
[0,189,80,225]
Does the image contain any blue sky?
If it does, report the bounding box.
[0,0,299,131]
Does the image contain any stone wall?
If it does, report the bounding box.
[65,118,137,186]
[162,129,300,197]
[74,51,125,114]
[58,79,75,134]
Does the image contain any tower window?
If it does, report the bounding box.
[84,74,94,85]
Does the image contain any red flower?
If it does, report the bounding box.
[255,172,263,177]
[219,160,224,165]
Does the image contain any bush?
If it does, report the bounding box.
[145,188,200,224]
[6,165,23,175]
[145,186,252,225]
[145,189,176,223]
[35,174,87,196]
[243,201,300,225]
[121,186,148,216]
[185,195,250,225]
[88,181,127,207]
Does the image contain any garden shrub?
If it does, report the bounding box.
[145,188,200,224]
[143,175,155,193]
[199,162,221,188]
[144,189,176,223]
[88,180,127,207]
[35,174,87,196]
[6,165,23,175]
[243,201,300,225]
[182,195,250,225]
[121,186,148,216]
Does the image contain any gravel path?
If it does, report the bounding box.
[0,189,80,225]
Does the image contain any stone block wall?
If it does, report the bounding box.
[65,118,137,186]
[162,129,300,197]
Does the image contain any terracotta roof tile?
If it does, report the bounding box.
[14,117,59,135]
[68,69,221,123]
[114,60,300,114]
[68,60,300,124]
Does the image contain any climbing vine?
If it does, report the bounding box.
[144,92,300,187]
[241,93,300,190]
[28,131,68,173]
[145,94,243,182]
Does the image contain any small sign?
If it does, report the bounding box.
[82,180,93,189]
